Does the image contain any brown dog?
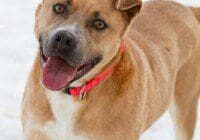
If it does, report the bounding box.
[21,0,200,140]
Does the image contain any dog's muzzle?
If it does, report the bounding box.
[43,30,77,62]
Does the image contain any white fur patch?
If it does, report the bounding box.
[54,23,78,36]
[40,91,89,140]
[69,80,84,87]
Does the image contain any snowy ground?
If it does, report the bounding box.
[0,0,199,140]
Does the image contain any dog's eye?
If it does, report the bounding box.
[53,4,65,14]
[93,20,107,31]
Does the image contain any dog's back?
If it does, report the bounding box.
[125,1,200,138]
[128,1,200,68]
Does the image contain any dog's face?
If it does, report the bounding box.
[35,0,141,91]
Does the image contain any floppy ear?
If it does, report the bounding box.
[35,3,42,17]
[35,0,45,17]
[115,0,142,20]
[115,0,141,10]
[34,3,43,39]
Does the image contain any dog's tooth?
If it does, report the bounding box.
[77,70,82,76]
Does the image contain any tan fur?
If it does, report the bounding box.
[115,0,141,10]
[22,0,200,140]
[191,7,200,22]
[21,54,54,125]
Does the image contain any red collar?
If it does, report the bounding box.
[67,41,126,98]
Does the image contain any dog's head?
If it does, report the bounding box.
[35,0,141,91]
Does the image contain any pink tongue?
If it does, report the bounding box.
[42,57,77,91]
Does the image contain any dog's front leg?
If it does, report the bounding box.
[24,129,50,140]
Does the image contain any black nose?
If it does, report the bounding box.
[52,30,76,51]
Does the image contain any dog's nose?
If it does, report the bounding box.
[52,30,76,51]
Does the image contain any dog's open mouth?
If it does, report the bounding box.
[40,48,102,91]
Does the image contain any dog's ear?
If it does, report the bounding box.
[35,3,43,39]
[35,3,42,17]
[115,0,141,10]
[35,0,45,17]
[115,0,142,21]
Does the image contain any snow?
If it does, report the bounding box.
[0,0,199,140]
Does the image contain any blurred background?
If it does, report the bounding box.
[0,0,199,139]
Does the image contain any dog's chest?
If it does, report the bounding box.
[43,91,89,140]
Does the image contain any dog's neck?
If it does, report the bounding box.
[74,42,135,101]
[67,41,127,99]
